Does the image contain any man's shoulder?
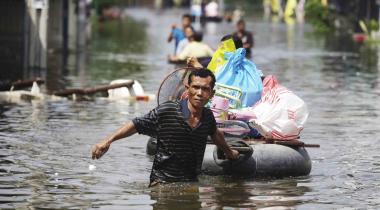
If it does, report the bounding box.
[157,100,180,112]
[178,39,188,45]
[245,31,253,36]
[172,29,184,38]
[159,100,179,106]
[202,107,215,120]
[188,42,201,47]
[194,42,208,49]
[200,42,211,48]
[172,28,182,34]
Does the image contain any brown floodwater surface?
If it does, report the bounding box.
[0,8,379,210]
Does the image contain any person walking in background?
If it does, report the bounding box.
[191,0,202,21]
[175,25,195,56]
[169,31,214,62]
[233,19,254,58]
[167,14,192,54]
[205,0,219,17]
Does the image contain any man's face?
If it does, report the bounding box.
[182,17,191,28]
[187,76,214,109]
[184,27,194,38]
[237,22,245,31]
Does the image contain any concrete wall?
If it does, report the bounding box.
[0,0,50,82]
[0,0,91,84]
[0,0,26,82]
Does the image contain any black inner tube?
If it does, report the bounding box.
[213,140,253,168]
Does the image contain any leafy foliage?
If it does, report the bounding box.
[305,0,332,33]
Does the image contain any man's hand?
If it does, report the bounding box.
[243,43,251,48]
[226,149,239,160]
[186,57,203,68]
[168,24,176,42]
[212,129,240,161]
[92,140,110,160]
[168,54,177,62]
[90,122,137,160]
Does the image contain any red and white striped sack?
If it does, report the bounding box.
[248,75,309,140]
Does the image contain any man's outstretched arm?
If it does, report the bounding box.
[211,129,239,159]
[92,121,137,160]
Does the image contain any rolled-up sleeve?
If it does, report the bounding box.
[132,107,159,138]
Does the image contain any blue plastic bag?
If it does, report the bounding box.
[215,48,263,108]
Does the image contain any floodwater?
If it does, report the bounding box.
[1,8,380,210]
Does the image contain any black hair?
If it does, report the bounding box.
[185,25,194,30]
[184,25,195,34]
[237,19,245,25]
[193,31,203,42]
[220,34,243,49]
[220,34,232,42]
[182,14,192,20]
[188,68,216,90]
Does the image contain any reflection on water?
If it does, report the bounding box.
[93,18,148,53]
[150,176,311,210]
[43,14,150,91]
[1,8,380,209]
[87,16,149,83]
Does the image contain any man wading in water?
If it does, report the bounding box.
[92,68,239,186]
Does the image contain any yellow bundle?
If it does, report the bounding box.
[207,38,236,73]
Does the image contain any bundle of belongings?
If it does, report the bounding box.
[210,48,309,140]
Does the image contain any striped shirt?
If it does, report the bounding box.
[132,100,217,183]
